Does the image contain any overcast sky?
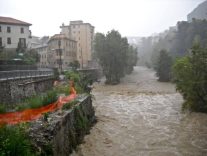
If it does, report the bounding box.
[0,0,205,37]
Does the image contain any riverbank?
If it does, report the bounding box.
[72,66,207,156]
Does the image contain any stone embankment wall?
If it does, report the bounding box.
[29,95,96,156]
[0,76,54,105]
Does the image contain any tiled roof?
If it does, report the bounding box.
[49,34,76,42]
[0,16,32,26]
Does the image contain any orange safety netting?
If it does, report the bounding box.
[0,87,77,125]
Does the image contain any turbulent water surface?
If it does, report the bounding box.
[72,66,207,156]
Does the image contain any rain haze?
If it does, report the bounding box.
[1,0,207,155]
[0,0,205,37]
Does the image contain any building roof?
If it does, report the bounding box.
[60,20,94,28]
[0,16,32,26]
[48,34,76,43]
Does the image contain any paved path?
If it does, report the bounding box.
[72,66,207,156]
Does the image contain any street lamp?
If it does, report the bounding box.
[58,40,62,73]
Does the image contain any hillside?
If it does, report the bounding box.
[187,0,207,22]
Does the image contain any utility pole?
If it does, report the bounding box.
[80,48,84,69]
[58,40,62,73]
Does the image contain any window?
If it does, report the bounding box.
[0,26,1,32]
[19,38,26,48]
[0,38,2,46]
[7,38,11,44]
[7,27,11,33]
[21,27,24,33]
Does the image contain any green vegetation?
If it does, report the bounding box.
[16,89,58,111]
[0,124,34,156]
[170,19,207,57]
[3,70,89,113]
[54,84,69,96]
[64,70,94,94]
[173,44,207,112]
[43,112,49,122]
[140,19,207,69]
[65,71,81,83]
[138,19,207,113]
[74,106,90,143]
[155,49,172,82]
[41,142,53,156]
[125,45,138,74]
[62,100,79,110]
[94,30,138,84]
[41,90,58,106]
[64,71,84,93]
[69,60,80,70]
[0,48,39,65]
[0,105,6,113]
[16,41,39,65]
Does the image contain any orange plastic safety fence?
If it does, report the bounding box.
[0,87,77,125]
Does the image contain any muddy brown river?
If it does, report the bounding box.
[72,66,207,156]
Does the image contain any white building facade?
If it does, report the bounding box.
[0,16,31,50]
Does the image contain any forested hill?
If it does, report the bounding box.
[187,0,207,22]
[137,0,207,67]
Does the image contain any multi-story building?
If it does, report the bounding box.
[47,34,77,70]
[60,20,94,68]
[31,36,49,68]
[0,16,32,50]
[36,45,48,68]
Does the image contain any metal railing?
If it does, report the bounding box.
[0,70,54,81]
[0,65,37,71]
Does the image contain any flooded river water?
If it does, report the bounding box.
[72,66,207,156]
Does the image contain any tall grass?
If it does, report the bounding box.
[0,124,34,156]
[0,105,6,113]
[16,89,58,111]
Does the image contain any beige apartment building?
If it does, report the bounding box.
[47,34,77,70]
[60,20,94,68]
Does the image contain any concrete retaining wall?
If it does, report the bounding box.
[29,95,96,156]
[0,76,54,105]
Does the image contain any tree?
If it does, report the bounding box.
[139,19,207,68]
[16,41,26,54]
[125,45,138,74]
[22,49,40,65]
[69,60,80,70]
[94,30,137,84]
[155,49,172,82]
[173,44,207,112]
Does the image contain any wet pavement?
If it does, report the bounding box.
[72,66,207,156]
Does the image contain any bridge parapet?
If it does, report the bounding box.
[0,69,53,81]
[0,73,54,105]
